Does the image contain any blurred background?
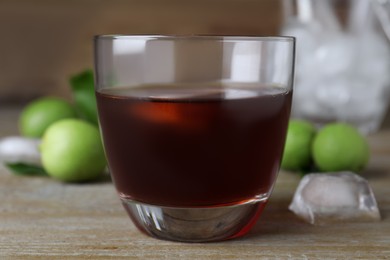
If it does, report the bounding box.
[0,0,283,102]
[0,0,389,129]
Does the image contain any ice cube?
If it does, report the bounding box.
[0,136,41,166]
[315,78,351,107]
[281,20,319,59]
[291,80,331,121]
[355,32,390,86]
[348,0,375,33]
[289,172,381,224]
[313,34,357,77]
[313,0,341,32]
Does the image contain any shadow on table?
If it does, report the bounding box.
[360,167,389,179]
[69,171,112,185]
[237,197,311,241]
[381,111,390,130]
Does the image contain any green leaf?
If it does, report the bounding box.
[70,69,99,125]
[6,163,48,176]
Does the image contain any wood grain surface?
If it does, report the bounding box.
[0,106,389,259]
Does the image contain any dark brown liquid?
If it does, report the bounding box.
[96,84,292,207]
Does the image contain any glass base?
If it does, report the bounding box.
[121,198,267,242]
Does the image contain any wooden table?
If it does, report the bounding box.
[1,106,389,259]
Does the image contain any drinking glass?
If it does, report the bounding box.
[94,35,295,242]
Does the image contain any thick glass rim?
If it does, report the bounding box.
[94,34,295,42]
